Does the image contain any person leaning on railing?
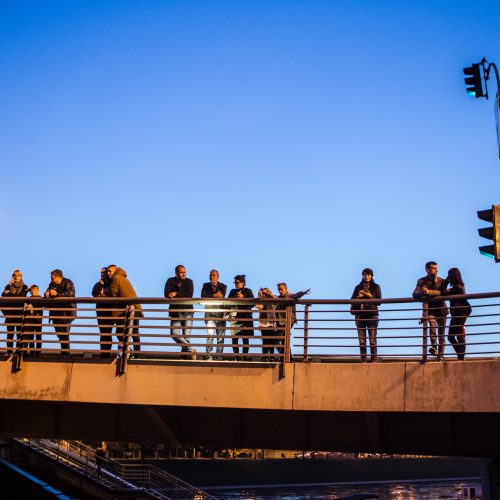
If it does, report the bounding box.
[44,269,76,357]
[1,269,28,355]
[444,267,471,361]
[200,269,227,360]
[256,287,277,361]
[107,265,142,358]
[412,261,448,361]
[350,268,381,363]
[92,267,114,358]
[227,275,254,360]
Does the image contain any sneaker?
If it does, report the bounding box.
[189,348,198,360]
[429,347,437,356]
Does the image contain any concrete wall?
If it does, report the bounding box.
[1,358,500,413]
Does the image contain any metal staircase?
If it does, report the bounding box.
[13,438,217,499]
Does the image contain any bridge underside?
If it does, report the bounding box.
[1,399,499,457]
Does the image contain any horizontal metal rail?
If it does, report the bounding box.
[0,293,498,366]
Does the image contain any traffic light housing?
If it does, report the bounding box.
[464,64,484,98]
[478,205,500,261]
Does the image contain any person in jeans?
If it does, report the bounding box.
[350,268,382,362]
[164,265,196,357]
[445,267,471,361]
[44,269,76,356]
[227,275,254,359]
[413,261,448,361]
[2,270,28,355]
[200,269,227,360]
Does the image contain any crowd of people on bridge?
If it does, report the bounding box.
[0,261,471,362]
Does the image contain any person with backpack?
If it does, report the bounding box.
[445,268,471,361]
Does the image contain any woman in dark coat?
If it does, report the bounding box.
[350,268,382,362]
[445,268,471,361]
[227,275,254,359]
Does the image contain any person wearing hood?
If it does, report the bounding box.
[107,265,142,356]
[2,269,29,355]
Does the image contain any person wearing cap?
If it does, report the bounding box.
[350,268,382,362]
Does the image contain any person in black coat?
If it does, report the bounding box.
[445,268,471,361]
[2,269,29,355]
[227,275,254,359]
[201,269,227,360]
[350,268,382,362]
[44,269,76,356]
[92,267,113,358]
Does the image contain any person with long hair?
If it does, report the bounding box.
[445,268,471,361]
[350,268,382,362]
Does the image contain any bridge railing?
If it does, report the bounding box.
[295,292,500,362]
[0,293,499,365]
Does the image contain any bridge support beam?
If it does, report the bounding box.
[481,458,500,500]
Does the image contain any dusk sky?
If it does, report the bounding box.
[2,0,500,300]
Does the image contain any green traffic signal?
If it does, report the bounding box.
[464,64,484,98]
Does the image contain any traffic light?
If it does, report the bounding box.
[464,64,484,98]
[477,205,500,261]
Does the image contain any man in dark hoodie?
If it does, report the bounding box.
[107,265,142,357]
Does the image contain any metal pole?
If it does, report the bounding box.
[118,305,135,375]
[303,304,310,361]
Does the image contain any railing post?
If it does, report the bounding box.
[303,304,310,362]
[284,303,292,364]
[422,302,428,362]
[117,305,135,375]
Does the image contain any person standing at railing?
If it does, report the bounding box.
[44,269,76,356]
[413,261,448,361]
[164,265,196,358]
[256,287,276,361]
[227,275,254,360]
[25,284,43,356]
[350,268,381,363]
[275,283,310,360]
[201,269,227,360]
[444,268,471,361]
[107,265,142,358]
[92,267,114,358]
[1,270,28,355]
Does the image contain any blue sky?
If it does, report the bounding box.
[1,0,500,300]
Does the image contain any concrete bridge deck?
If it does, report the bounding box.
[1,357,500,457]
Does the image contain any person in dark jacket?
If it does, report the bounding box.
[201,270,227,360]
[227,275,254,359]
[26,284,43,356]
[350,268,382,362]
[107,265,142,356]
[2,269,29,355]
[164,265,195,357]
[44,269,76,356]
[444,267,471,361]
[413,261,448,361]
[92,267,113,358]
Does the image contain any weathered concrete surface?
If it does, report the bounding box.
[1,358,500,413]
[1,359,500,455]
